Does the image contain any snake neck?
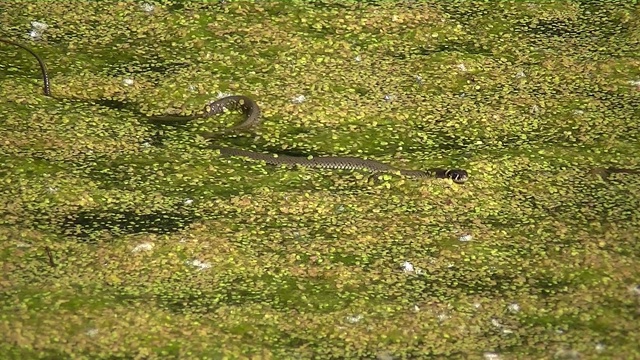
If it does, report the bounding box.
[398,169,445,178]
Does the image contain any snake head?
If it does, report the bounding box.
[446,169,469,184]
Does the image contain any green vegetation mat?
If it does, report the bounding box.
[1,0,639,359]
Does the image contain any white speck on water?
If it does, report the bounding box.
[554,349,580,359]
[292,95,306,104]
[29,29,43,40]
[31,21,49,31]
[132,242,154,253]
[402,261,414,273]
[376,351,394,360]
[627,79,640,87]
[483,352,501,360]
[507,303,520,313]
[436,312,450,322]
[29,20,48,39]
[187,259,211,271]
[459,234,473,242]
[491,318,503,328]
[139,3,155,13]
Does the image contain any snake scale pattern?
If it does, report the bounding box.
[1,38,468,183]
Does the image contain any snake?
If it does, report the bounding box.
[1,38,469,184]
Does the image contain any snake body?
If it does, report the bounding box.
[218,147,461,180]
[0,38,51,96]
[1,38,468,183]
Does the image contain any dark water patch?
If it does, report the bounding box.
[57,207,199,240]
[171,0,238,12]
[437,1,493,19]
[516,180,639,225]
[90,98,137,112]
[404,268,524,299]
[531,273,578,297]
[152,274,347,315]
[305,0,352,9]
[405,130,473,153]
[399,265,591,301]
[67,97,151,118]
[523,4,633,40]
[391,41,495,60]
[523,19,590,38]
[1,348,77,360]
[102,58,191,84]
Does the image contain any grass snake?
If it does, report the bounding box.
[1,38,469,183]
